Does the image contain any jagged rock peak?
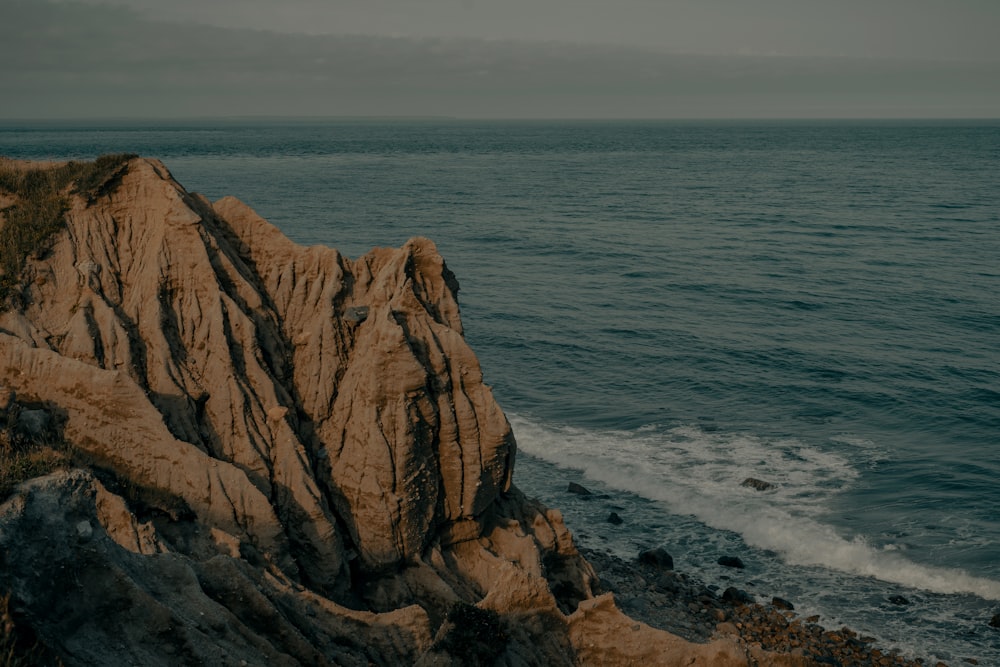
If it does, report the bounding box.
[2,156,516,581]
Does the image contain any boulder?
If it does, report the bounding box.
[567,482,592,495]
[638,547,674,570]
[718,556,746,569]
[989,613,1000,628]
[606,512,624,525]
[888,595,910,606]
[771,596,795,611]
[721,587,755,605]
[740,477,776,491]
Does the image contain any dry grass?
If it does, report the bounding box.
[0,402,72,501]
[0,446,71,503]
[0,154,137,306]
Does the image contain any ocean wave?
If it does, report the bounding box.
[509,414,1000,600]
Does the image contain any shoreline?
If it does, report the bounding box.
[581,546,968,666]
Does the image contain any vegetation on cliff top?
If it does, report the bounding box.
[0,397,71,502]
[0,154,136,306]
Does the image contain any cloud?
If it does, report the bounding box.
[2,1,998,118]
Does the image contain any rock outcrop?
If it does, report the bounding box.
[0,157,797,665]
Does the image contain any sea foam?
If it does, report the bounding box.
[509,414,1000,600]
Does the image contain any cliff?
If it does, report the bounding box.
[0,157,797,666]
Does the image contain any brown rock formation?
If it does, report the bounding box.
[0,157,792,665]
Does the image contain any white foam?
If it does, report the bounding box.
[509,414,1000,600]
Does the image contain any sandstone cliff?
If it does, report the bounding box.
[0,157,798,665]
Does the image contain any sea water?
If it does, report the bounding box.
[3,119,998,663]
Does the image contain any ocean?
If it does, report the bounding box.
[2,119,998,664]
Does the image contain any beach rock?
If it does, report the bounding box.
[567,482,592,495]
[771,596,795,611]
[606,511,624,525]
[721,587,755,605]
[718,556,746,569]
[638,547,675,570]
[741,477,777,491]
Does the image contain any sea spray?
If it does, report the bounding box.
[509,414,1000,599]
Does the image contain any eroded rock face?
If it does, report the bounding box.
[2,158,514,583]
[0,158,772,665]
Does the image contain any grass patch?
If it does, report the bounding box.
[0,154,137,306]
[433,602,508,666]
[0,446,71,503]
[0,402,71,502]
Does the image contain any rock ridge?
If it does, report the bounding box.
[0,157,798,665]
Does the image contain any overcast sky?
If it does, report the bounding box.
[2,0,999,118]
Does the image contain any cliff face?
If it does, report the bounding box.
[0,158,779,665]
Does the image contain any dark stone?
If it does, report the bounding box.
[989,613,1000,628]
[888,595,910,606]
[637,547,674,571]
[567,482,592,496]
[721,587,755,605]
[14,408,54,443]
[606,512,623,525]
[740,477,776,491]
[717,556,745,569]
[343,306,369,323]
[771,596,794,611]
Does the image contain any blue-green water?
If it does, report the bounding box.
[3,120,999,663]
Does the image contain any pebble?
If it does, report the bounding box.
[581,547,940,667]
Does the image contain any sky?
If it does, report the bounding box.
[2,0,999,119]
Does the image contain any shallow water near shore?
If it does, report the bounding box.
[3,119,999,663]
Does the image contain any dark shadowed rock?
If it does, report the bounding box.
[606,512,623,525]
[14,408,54,443]
[740,477,776,491]
[771,596,794,611]
[721,587,755,605]
[718,556,746,569]
[567,482,592,495]
[888,595,910,606]
[343,305,369,322]
[638,547,674,570]
[989,613,1000,628]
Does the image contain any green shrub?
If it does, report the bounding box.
[0,154,137,306]
[434,602,508,666]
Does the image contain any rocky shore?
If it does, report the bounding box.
[583,546,972,667]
